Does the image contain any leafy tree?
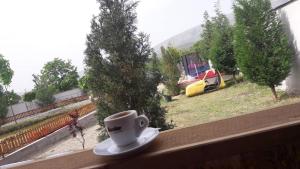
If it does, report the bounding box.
[78,75,89,93]
[146,52,163,83]
[85,0,173,138]
[33,58,79,92]
[193,11,213,60]
[23,91,36,111]
[35,85,56,106]
[160,46,181,96]
[0,54,14,123]
[209,7,237,78]
[0,86,8,122]
[5,90,21,105]
[23,91,36,102]
[234,0,293,100]
[149,53,164,77]
[0,54,14,86]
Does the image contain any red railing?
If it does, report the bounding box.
[4,95,89,124]
[0,103,96,157]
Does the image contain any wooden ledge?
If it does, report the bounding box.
[6,102,300,169]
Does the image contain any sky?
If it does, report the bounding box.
[0,0,233,93]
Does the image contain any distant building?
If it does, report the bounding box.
[7,88,85,117]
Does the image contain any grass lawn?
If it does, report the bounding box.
[163,82,300,128]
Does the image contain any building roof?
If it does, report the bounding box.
[272,0,296,10]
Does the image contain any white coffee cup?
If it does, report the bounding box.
[104,110,149,147]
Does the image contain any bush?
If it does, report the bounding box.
[160,46,181,96]
[5,90,21,105]
[78,75,89,93]
[23,91,36,102]
[35,85,56,106]
[0,85,8,120]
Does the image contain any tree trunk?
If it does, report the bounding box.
[232,73,237,84]
[270,85,278,101]
[25,102,29,111]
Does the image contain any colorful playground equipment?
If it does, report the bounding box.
[177,53,226,97]
[185,69,225,97]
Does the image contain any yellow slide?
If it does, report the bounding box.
[185,79,206,97]
[185,70,225,97]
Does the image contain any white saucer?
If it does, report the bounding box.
[93,127,159,157]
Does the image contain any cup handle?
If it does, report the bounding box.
[135,115,149,137]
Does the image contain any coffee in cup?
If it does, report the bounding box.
[104,110,149,147]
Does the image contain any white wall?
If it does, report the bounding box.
[7,101,40,117]
[278,1,300,94]
[53,88,84,101]
[7,88,85,117]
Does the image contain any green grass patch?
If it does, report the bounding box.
[163,82,300,128]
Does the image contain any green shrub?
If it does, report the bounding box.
[23,91,36,102]
[0,86,8,120]
[161,46,181,96]
[35,85,56,106]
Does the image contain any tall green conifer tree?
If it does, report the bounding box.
[234,0,293,100]
[85,0,173,138]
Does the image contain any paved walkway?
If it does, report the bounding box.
[31,124,99,160]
